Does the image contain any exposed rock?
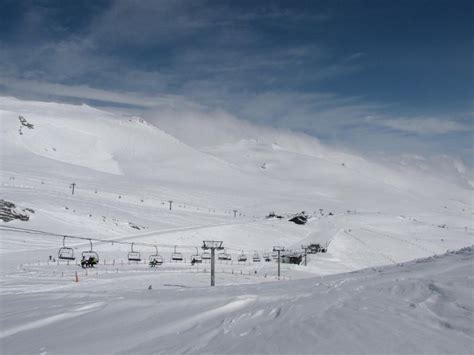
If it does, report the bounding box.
[128,222,146,230]
[0,199,33,222]
[19,115,34,129]
[288,211,309,225]
[266,211,283,219]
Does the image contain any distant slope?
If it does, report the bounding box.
[0,97,245,181]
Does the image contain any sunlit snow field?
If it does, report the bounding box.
[1,97,473,354]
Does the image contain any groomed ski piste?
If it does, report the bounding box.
[1,96,473,354]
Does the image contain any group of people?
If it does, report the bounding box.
[81,255,98,268]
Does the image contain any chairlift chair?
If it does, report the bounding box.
[218,249,231,261]
[58,236,75,261]
[252,251,261,262]
[149,245,163,265]
[201,251,211,260]
[82,239,99,264]
[171,245,183,261]
[238,250,247,262]
[191,247,202,264]
[272,251,278,259]
[128,243,141,262]
[263,252,271,262]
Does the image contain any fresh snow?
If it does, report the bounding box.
[1,248,472,354]
[0,96,473,354]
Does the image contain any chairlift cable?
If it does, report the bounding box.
[0,225,280,255]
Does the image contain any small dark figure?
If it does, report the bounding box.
[191,259,196,266]
[81,255,97,268]
[149,259,159,267]
[88,256,97,267]
[49,255,52,261]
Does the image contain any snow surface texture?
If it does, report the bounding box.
[0,96,473,354]
[1,248,473,354]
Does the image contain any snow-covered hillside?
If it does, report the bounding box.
[1,96,473,353]
[1,96,471,266]
[1,247,472,354]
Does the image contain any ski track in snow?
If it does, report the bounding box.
[343,229,398,265]
[0,302,106,339]
[361,226,437,254]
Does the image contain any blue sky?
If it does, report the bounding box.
[0,0,472,163]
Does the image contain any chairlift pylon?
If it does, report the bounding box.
[58,236,75,261]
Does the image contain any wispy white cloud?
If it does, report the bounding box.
[0,77,180,108]
[366,116,471,135]
[0,0,471,166]
[344,52,366,62]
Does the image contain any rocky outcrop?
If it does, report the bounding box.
[0,199,33,222]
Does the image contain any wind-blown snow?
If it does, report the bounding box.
[1,248,472,354]
[0,96,473,353]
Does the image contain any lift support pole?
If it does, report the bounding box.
[211,248,215,286]
[203,241,224,287]
[273,246,285,280]
[277,250,280,278]
[302,245,309,266]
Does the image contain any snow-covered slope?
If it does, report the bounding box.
[0,97,250,182]
[1,96,472,271]
[1,96,473,353]
[1,248,472,354]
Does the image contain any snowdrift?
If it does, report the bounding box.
[1,248,472,354]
